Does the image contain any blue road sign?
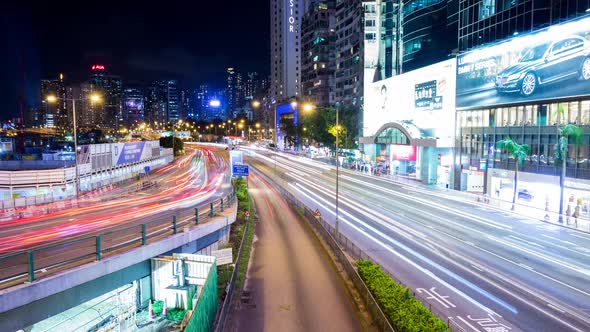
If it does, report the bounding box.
[232,164,249,177]
[144,166,151,174]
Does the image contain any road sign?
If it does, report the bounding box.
[233,164,249,177]
[314,209,321,220]
[144,166,151,174]
[211,248,233,266]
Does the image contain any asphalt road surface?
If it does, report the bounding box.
[226,171,362,332]
[243,146,590,332]
[0,147,231,254]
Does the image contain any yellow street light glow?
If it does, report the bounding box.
[90,94,101,102]
[252,100,261,108]
[303,103,315,112]
[255,123,260,128]
[240,119,245,124]
[46,95,58,103]
[291,101,298,109]
[238,123,244,129]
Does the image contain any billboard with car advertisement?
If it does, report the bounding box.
[456,16,590,109]
[363,59,456,146]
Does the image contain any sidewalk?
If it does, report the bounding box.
[356,169,590,233]
[303,153,590,233]
[224,172,362,332]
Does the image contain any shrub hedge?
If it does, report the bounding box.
[356,260,450,332]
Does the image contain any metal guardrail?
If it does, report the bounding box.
[253,167,468,332]
[213,195,252,332]
[0,192,235,290]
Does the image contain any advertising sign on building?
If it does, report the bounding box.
[456,16,590,109]
[390,145,417,161]
[112,142,146,166]
[415,80,442,110]
[363,59,456,145]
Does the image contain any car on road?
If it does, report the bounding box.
[518,189,534,201]
[495,35,590,96]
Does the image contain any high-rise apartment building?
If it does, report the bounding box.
[270,0,310,104]
[226,68,245,116]
[123,87,144,125]
[458,0,590,51]
[40,74,66,128]
[89,65,123,129]
[301,1,335,106]
[179,88,195,119]
[144,80,179,124]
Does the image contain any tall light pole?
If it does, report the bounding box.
[47,94,102,198]
[334,103,340,240]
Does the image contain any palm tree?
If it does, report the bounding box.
[497,137,530,210]
[555,124,582,223]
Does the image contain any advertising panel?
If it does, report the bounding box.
[364,59,456,144]
[175,131,191,139]
[275,103,299,149]
[456,16,590,109]
[112,142,146,166]
[390,145,417,161]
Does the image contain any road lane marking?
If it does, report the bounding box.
[291,182,510,316]
[547,303,566,314]
[254,156,590,332]
[541,234,579,247]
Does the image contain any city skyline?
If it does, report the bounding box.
[0,1,270,120]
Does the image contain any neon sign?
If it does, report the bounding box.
[91,65,105,71]
[288,0,295,32]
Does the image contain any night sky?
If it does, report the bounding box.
[0,1,270,120]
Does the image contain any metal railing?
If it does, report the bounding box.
[0,192,235,290]
[253,167,468,332]
[213,197,252,332]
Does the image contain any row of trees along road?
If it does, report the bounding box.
[497,105,581,221]
[279,106,359,151]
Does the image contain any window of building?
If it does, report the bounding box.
[479,0,496,20]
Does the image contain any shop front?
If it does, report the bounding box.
[361,59,457,186]
[487,168,590,217]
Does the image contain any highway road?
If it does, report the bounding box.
[0,146,231,255]
[244,146,590,332]
[226,172,362,332]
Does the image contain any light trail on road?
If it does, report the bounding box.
[0,147,229,254]
[245,147,590,332]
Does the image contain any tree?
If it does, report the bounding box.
[280,118,297,149]
[159,136,183,156]
[496,137,530,210]
[554,124,582,222]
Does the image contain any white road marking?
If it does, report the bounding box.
[547,303,566,314]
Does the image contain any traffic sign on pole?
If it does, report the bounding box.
[232,164,249,177]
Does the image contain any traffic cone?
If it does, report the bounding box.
[162,299,168,317]
[148,300,154,319]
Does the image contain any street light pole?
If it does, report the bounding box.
[72,99,80,198]
[335,105,340,241]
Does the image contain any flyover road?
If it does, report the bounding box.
[0,146,232,255]
[244,147,590,332]
[226,171,362,332]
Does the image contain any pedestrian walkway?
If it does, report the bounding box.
[225,172,362,332]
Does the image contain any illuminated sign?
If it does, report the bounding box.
[363,59,456,142]
[456,16,590,109]
[288,0,295,32]
[390,145,416,161]
[209,100,221,107]
[91,65,105,71]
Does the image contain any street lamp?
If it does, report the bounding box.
[46,93,102,198]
